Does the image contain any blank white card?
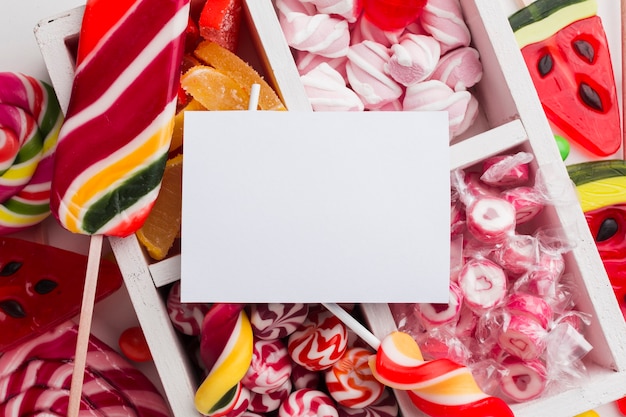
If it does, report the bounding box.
[181,111,450,303]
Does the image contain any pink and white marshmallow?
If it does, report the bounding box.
[421,0,471,54]
[465,195,517,244]
[350,15,402,47]
[499,357,548,402]
[278,5,350,58]
[301,0,363,22]
[430,46,482,91]
[346,40,403,109]
[296,50,348,79]
[300,63,365,111]
[403,79,474,139]
[458,258,507,312]
[386,34,441,86]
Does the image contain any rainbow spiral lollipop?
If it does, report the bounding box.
[0,72,62,234]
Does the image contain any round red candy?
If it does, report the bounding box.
[363,0,427,31]
[119,326,152,362]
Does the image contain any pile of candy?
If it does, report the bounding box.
[390,151,593,403]
[166,292,402,417]
[276,0,483,140]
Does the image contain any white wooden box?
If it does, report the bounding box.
[33,1,626,416]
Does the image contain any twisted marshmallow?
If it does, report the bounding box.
[421,0,471,54]
[277,0,350,58]
[301,63,364,111]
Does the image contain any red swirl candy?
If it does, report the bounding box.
[248,379,292,413]
[279,388,338,417]
[337,389,398,417]
[166,280,211,336]
[288,309,348,371]
[249,303,309,340]
[325,347,384,408]
[242,338,292,394]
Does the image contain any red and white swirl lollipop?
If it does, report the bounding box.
[279,388,339,417]
[0,320,170,416]
[242,338,293,394]
[337,388,398,417]
[325,347,384,408]
[166,280,211,336]
[0,72,63,234]
[249,303,309,340]
[288,309,348,371]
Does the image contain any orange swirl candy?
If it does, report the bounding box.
[369,331,514,417]
[50,0,189,236]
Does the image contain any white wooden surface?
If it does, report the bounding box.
[30,0,626,416]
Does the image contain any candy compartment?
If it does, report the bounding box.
[34,1,626,417]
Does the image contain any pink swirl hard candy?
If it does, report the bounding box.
[279,388,339,417]
[458,258,507,313]
[494,234,539,276]
[499,357,547,402]
[242,338,293,394]
[505,293,553,329]
[166,280,211,336]
[500,186,544,225]
[465,195,516,244]
[248,379,293,413]
[250,303,310,340]
[325,347,384,408]
[337,388,398,417]
[346,40,403,109]
[420,0,471,54]
[498,315,547,360]
[288,309,348,371]
[416,282,463,329]
[430,46,482,91]
[300,63,365,111]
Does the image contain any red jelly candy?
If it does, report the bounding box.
[119,326,153,362]
[363,0,427,31]
[617,396,626,415]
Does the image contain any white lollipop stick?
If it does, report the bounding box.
[322,303,380,350]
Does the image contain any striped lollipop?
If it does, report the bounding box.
[50,0,189,237]
[369,331,514,417]
[0,72,62,234]
[196,303,253,416]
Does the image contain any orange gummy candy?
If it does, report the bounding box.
[170,99,205,152]
[136,154,183,261]
[193,41,286,111]
[181,65,249,110]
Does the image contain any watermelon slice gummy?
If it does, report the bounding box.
[510,0,621,157]
[0,237,122,352]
